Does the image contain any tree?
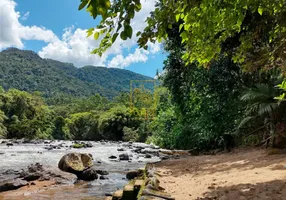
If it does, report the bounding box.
[0,111,7,138]
[80,0,286,71]
[52,116,71,140]
[98,105,141,140]
[239,84,286,147]
[66,112,100,140]
[0,89,54,139]
[149,22,245,150]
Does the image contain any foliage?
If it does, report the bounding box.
[81,0,286,71]
[111,92,130,107]
[66,112,100,140]
[148,96,182,149]
[52,116,71,140]
[275,80,286,102]
[0,110,7,138]
[242,135,261,147]
[0,86,154,141]
[78,0,142,56]
[132,86,156,119]
[98,105,142,140]
[239,83,286,147]
[0,89,54,139]
[147,22,245,150]
[122,126,139,142]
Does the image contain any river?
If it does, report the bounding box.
[0,140,160,200]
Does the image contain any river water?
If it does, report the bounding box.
[0,140,160,200]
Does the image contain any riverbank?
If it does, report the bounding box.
[154,148,286,200]
[3,139,285,200]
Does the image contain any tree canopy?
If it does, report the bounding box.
[79,0,286,71]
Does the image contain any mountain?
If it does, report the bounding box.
[0,48,153,99]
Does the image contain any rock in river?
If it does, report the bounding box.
[58,153,93,174]
[0,179,29,192]
[58,153,103,181]
[119,153,129,161]
[109,155,117,159]
[78,168,98,181]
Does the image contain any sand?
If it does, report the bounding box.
[155,148,286,200]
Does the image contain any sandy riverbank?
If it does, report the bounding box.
[155,148,286,200]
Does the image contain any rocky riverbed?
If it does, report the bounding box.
[0,139,165,200]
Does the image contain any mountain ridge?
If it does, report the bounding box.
[0,48,153,99]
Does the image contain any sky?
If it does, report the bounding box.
[0,0,166,77]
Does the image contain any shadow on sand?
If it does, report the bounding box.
[196,180,286,200]
[155,148,286,177]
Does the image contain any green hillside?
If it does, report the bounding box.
[0,48,153,99]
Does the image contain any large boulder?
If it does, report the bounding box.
[58,153,93,174]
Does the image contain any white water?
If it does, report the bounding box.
[0,140,160,199]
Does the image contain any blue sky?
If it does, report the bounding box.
[0,0,166,77]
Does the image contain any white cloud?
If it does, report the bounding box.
[39,0,161,68]
[1,0,161,69]
[39,26,107,67]
[0,0,58,50]
[108,48,149,68]
[21,11,29,20]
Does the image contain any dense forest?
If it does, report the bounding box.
[0,48,152,99]
[0,85,157,142]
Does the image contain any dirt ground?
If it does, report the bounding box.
[155,148,286,200]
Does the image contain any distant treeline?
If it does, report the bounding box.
[0,86,155,142]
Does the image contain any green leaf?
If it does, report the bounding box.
[97,6,107,17]
[135,3,142,12]
[274,93,285,100]
[94,32,100,40]
[181,31,188,41]
[136,31,141,37]
[125,25,133,39]
[112,33,119,43]
[179,24,184,31]
[175,14,181,22]
[87,28,94,37]
[116,24,122,32]
[105,0,111,8]
[120,31,127,40]
[258,7,263,15]
[129,9,135,19]
[78,0,88,10]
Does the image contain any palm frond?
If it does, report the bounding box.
[238,116,256,129]
[257,102,278,116]
[241,84,276,102]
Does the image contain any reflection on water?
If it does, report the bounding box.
[0,140,160,200]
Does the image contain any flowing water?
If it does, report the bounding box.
[0,140,160,200]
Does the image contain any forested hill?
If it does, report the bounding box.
[0,48,153,99]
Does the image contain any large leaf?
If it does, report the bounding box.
[125,25,133,39]
[78,0,88,10]
[238,116,256,128]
